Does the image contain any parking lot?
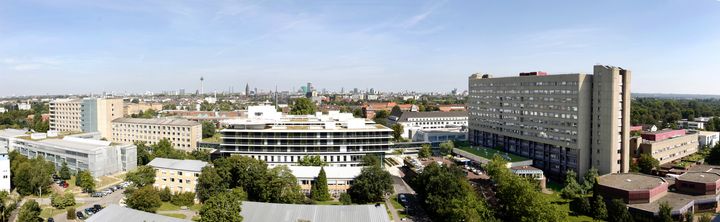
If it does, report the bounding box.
[47,182,129,222]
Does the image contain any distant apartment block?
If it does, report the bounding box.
[677,120,705,130]
[17,103,31,111]
[147,158,208,194]
[49,99,82,132]
[699,131,720,148]
[468,65,631,178]
[124,103,163,116]
[111,118,202,151]
[636,129,698,165]
[219,106,392,167]
[50,98,124,139]
[388,111,468,139]
[0,131,137,177]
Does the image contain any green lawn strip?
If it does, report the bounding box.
[160,213,187,219]
[456,146,528,162]
[313,200,342,205]
[390,196,408,219]
[40,202,85,219]
[158,202,182,211]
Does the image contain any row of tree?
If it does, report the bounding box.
[631,98,720,130]
[136,139,211,166]
[412,163,494,221]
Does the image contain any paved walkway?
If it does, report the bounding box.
[385,199,401,222]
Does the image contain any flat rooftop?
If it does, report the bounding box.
[147,158,208,172]
[112,117,200,126]
[0,129,27,138]
[597,173,667,191]
[287,166,362,179]
[87,205,188,222]
[240,201,391,222]
[455,146,529,162]
[678,172,720,183]
[37,137,113,152]
[628,192,694,215]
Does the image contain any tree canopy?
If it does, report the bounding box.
[485,155,566,221]
[10,152,55,196]
[419,144,432,158]
[391,124,404,141]
[297,155,327,166]
[202,121,216,138]
[290,98,316,115]
[126,166,156,187]
[200,188,246,222]
[412,163,494,221]
[348,165,393,204]
[17,199,42,222]
[637,153,659,174]
[311,167,331,201]
[126,185,162,213]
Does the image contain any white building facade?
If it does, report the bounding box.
[388,111,468,139]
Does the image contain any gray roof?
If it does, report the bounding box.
[240,201,391,222]
[393,111,468,122]
[112,117,201,126]
[86,205,190,222]
[0,129,28,138]
[147,158,208,172]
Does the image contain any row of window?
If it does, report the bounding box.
[470,80,579,87]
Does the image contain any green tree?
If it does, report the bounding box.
[190,149,212,162]
[311,167,332,201]
[360,154,380,167]
[298,155,327,166]
[592,194,608,220]
[637,153,659,174]
[485,155,566,222]
[126,186,162,213]
[439,140,455,156]
[59,161,71,180]
[76,170,95,192]
[390,105,402,115]
[17,200,42,222]
[569,197,591,216]
[197,166,228,203]
[706,143,720,165]
[561,170,583,199]
[348,166,393,204]
[339,193,352,205]
[607,199,633,222]
[171,192,196,207]
[265,166,304,204]
[419,144,432,158]
[50,192,76,209]
[290,98,316,115]
[151,139,186,160]
[213,156,270,202]
[199,188,246,222]
[699,214,712,222]
[67,207,76,220]
[202,121,216,138]
[582,167,599,193]
[159,187,172,202]
[391,123,404,141]
[126,166,156,187]
[136,142,153,166]
[12,156,54,196]
[372,110,389,126]
[658,201,673,222]
[412,163,494,221]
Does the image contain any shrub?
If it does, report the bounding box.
[171,192,196,207]
[159,187,172,202]
[339,193,352,205]
[67,207,76,220]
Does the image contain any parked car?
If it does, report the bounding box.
[84,208,94,215]
[76,212,85,220]
[91,192,104,197]
[94,204,103,212]
[47,218,54,222]
[109,186,117,192]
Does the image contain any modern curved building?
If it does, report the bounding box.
[218,106,393,167]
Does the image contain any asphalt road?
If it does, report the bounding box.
[48,189,125,222]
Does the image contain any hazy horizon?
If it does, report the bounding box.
[1,0,719,96]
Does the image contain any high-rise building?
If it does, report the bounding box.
[50,99,83,132]
[245,83,250,96]
[81,98,124,140]
[468,65,631,177]
[218,106,393,167]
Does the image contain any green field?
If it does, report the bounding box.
[456,146,529,162]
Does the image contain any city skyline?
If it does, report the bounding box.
[1,0,719,96]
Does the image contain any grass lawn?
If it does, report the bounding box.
[40,203,85,219]
[95,175,122,189]
[390,196,408,219]
[456,145,529,162]
[189,204,203,211]
[160,213,187,219]
[202,133,222,143]
[543,181,594,222]
[158,202,182,211]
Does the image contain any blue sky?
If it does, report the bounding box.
[0,0,719,96]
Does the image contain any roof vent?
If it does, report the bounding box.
[626,179,632,182]
[701,175,705,178]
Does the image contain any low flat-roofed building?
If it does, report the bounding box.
[638,130,699,165]
[388,111,468,139]
[111,118,202,151]
[411,128,467,147]
[677,120,705,130]
[288,166,362,196]
[240,201,391,222]
[87,205,189,222]
[698,131,720,148]
[676,172,720,195]
[147,158,208,194]
[4,135,136,177]
[596,173,669,204]
[627,192,695,218]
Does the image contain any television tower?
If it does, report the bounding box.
[200,77,204,95]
